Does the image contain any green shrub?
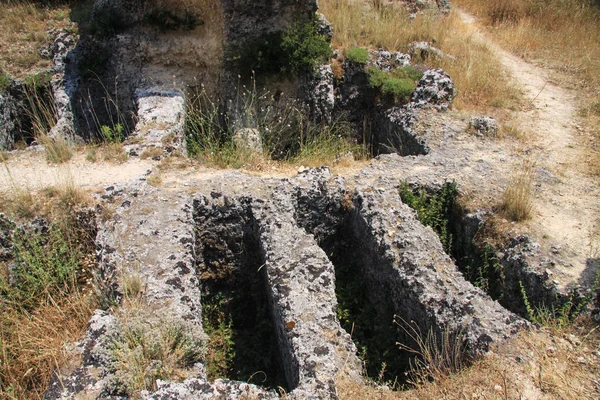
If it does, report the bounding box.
[101,123,124,144]
[381,77,415,102]
[367,65,423,103]
[345,46,370,64]
[366,66,387,87]
[226,17,332,76]
[399,181,458,253]
[107,315,205,395]
[0,221,92,311]
[281,19,333,74]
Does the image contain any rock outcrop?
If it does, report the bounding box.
[46,168,526,399]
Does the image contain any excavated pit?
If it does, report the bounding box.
[45,171,528,399]
[398,182,573,319]
[192,197,288,390]
[292,170,527,388]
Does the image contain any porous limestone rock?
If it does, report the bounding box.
[375,104,429,156]
[0,90,19,150]
[48,31,79,142]
[412,68,455,110]
[233,127,263,152]
[368,49,412,71]
[47,168,527,399]
[304,64,335,123]
[470,116,499,137]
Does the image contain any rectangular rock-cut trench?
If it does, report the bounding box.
[291,176,526,388]
[292,184,418,386]
[192,197,288,391]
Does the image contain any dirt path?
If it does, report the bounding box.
[0,150,156,192]
[458,10,600,289]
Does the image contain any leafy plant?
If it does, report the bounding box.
[520,277,598,328]
[381,77,416,102]
[0,223,91,311]
[399,181,458,253]
[101,123,124,144]
[201,293,235,381]
[280,18,333,74]
[226,17,332,76]
[345,46,370,64]
[367,66,422,103]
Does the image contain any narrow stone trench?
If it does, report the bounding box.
[321,215,411,386]
[193,197,288,390]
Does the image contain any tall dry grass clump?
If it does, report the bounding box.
[501,161,534,221]
[454,0,600,94]
[319,0,519,111]
[0,0,71,77]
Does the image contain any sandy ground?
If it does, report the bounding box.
[0,149,155,192]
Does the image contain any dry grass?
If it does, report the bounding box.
[146,173,163,187]
[38,135,73,164]
[453,0,600,173]
[501,160,534,221]
[0,178,97,399]
[336,318,600,399]
[0,292,96,400]
[140,147,164,160]
[99,143,129,164]
[454,0,600,90]
[0,1,72,78]
[0,168,90,221]
[319,0,520,112]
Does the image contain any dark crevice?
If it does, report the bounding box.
[292,191,413,387]
[192,198,288,391]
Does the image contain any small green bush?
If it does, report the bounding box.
[101,123,124,144]
[399,181,458,253]
[0,223,90,311]
[107,316,205,396]
[381,78,415,102]
[280,19,333,75]
[226,17,332,76]
[367,65,423,103]
[345,46,370,64]
[366,66,388,87]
